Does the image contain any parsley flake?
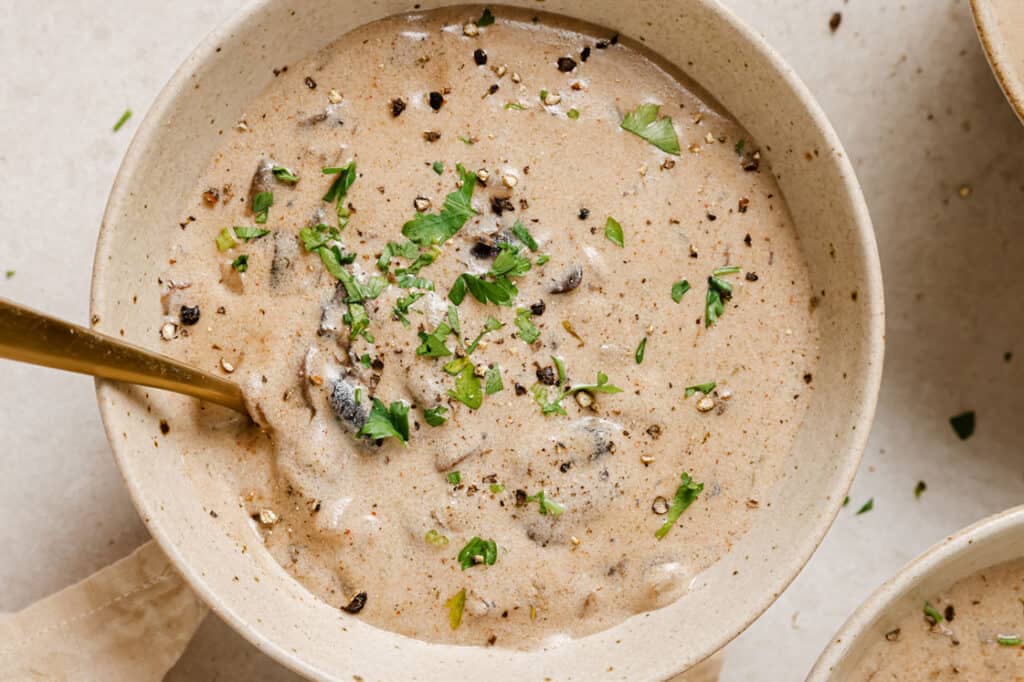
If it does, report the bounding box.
[950,411,975,440]
[424,405,449,426]
[457,536,497,569]
[635,337,647,364]
[671,279,691,303]
[923,601,943,625]
[357,398,410,444]
[511,220,539,251]
[231,254,249,272]
[447,471,462,485]
[684,382,716,397]
[477,7,495,26]
[322,162,357,229]
[914,480,927,499]
[447,359,483,409]
[515,307,541,343]
[252,191,273,224]
[432,161,444,175]
[621,103,681,155]
[856,498,874,515]
[604,216,624,247]
[655,471,703,539]
[112,109,132,132]
[998,635,1022,646]
[484,365,504,395]
[271,165,299,184]
[525,490,565,516]
[403,164,478,247]
[446,588,466,629]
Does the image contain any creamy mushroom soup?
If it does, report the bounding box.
[158,5,819,648]
[853,558,1024,680]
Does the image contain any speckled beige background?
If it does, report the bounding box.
[1,1,1022,679]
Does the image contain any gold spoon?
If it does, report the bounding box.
[0,297,247,414]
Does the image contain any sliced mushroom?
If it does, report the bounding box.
[549,264,583,294]
[328,375,368,433]
[248,158,275,203]
[270,232,299,291]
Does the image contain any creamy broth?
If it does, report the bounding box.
[158,6,818,648]
[854,558,1024,680]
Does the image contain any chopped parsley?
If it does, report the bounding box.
[504,101,527,110]
[671,279,691,303]
[446,588,466,629]
[567,108,580,120]
[457,536,498,569]
[604,216,624,247]
[4,270,13,279]
[112,109,132,132]
[403,164,478,247]
[216,226,270,251]
[655,471,704,539]
[322,162,357,228]
[856,498,874,515]
[997,635,1022,646]
[620,103,681,155]
[525,490,565,516]
[393,291,424,326]
[531,358,623,416]
[635,337,647,364]
[489,483,505,493]
[535,254,551,266]
[490,244,533,278]
[705,267,741,327]
[484,365,504,395]
[357,398,410,444]
[515,307,541,343]
[950,411,975,440]
[377,240,420,272]
[511,220,539,251]
[231,255,249,272]
[271,165,299,184]
[923,601,943,625]
[539,89,549,103]
[447,358,483,409]
[447,471,462,485]
[252,191,273,224]
[424,405,449,426]
[914,480,927,499]
[458,135,475,145]
[449,272,518,306]
[466,316,504,354]
[735,138,746,155]
[684,382,716,397]
[416,319,455,358]
[477,7,495,26]
[425,529,449,546]
[432,161,444,175]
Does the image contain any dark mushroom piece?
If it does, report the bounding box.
[549,264,583,294]
[248,158,275,202]
[329,375,369,433]
[342,591,368,614]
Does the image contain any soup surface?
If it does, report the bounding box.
[159,5,818,648]
[853,558,1024,680]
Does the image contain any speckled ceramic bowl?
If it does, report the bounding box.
[809,506,1024,680]
[971,0,1024,124]
[90,1,883,679]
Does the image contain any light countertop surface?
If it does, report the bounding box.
[2,0,1022,679]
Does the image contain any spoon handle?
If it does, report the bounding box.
[0,297,247,414]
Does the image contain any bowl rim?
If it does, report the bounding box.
[90,0,884,678]
[970,0,1024,125]
[808,505,1024,679]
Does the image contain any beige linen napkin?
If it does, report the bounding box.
[0,541,206,681]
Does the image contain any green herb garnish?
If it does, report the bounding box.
[425,529,449,546]
[359,354,372,368]
[403,164,478,247]
[322,162,357,229]
[705,267,740,327]
[843,496,850,507]
[216,226,270,251]
[490,244,533,278]
[489,483,505,494]
[432,161,444,175]
[446,588,466,629]
[4,270,14,279]
[713,265,742,276]
[914,480,927,499]
[112,109,132,132]
[655,471,704,539]
[504,101,527,110]
[735,138,746,155]
[950,411,975,440]
[458,536,498,570]
[525,490,565,516]
[231,255,249,272]
[449,272,518,306]
[271,165,299,184]
[515,307,541,343]
[393,291,424,327]
[448,360,483,409]
[635,337,647,363]
[997,635,1022,646]
[377,240,420,272]
[357,398,410,444]
[604,217,624,247]
[485,365,503,394]
[447,471,462,485]
[856,498,874,515]
[233,226,271,241]
[416,320,455,358]
[536,254,550,266]
[671,279,691,303]
[531,359,623,416]
[923,601,943,624]
[621,103,681,155]
[567,108,580,120]
[511,221,539,251]
[539,89,549,103]
[464,316,503,355]
[477,7,495,26]
[252,191,273,224]
[684,382,716,397]
[424,405,449,427]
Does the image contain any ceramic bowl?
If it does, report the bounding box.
[971,0,1024,124]
[808,506,1024,679]
[90,1,883,679]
